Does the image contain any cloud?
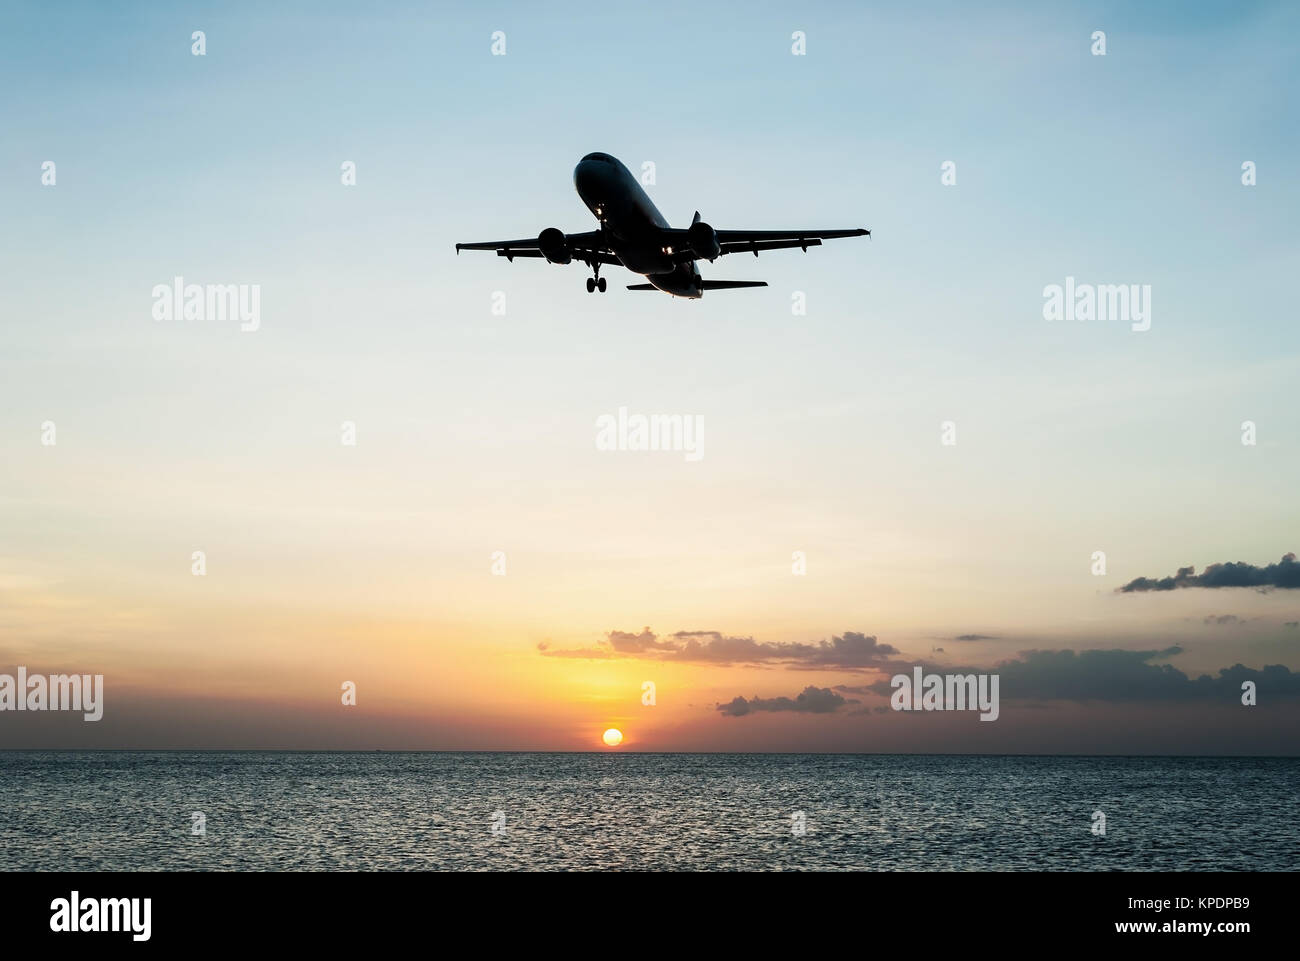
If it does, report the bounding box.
[540,628,898,670]
[607,627,677,653]
[717,686,849,717]
[856,647,1300,703]
[537,646,611,659]
[1203,614,1243,626]
[953,634,998,641]
[1119,553,1300,592]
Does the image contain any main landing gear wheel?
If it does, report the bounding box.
[597,277,607,293]
[586,278,595,293]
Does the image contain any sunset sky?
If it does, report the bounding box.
[2,1,1298,752]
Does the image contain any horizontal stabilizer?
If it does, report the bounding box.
[626,280,769,291]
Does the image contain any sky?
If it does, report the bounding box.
[1,0,1298,752]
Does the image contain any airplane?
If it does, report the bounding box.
[455,152,869,299]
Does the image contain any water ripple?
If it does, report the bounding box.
[1,752,1294,871]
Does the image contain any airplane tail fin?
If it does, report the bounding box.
[691,210,702,225]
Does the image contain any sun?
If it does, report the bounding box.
[602,728,623,747]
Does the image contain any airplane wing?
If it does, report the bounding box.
[713,227,869,257]
[661,225,870,261]
[454,230,619,265]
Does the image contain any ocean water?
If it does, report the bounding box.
[1,752,1295,871]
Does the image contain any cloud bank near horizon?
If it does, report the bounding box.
[1119,553,1299,593]
[717,686,850,716]
[715,648,1300,719]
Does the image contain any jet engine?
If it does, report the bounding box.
[688,220,721,261]
[537,227,572,264]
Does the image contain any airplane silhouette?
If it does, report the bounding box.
[456,152,869,299]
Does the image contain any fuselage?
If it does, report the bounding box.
[573,152,703,297]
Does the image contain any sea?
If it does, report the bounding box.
[1,752,1295,871]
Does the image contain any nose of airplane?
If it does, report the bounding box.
[573,158,599,195]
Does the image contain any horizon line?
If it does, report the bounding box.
[2,749,1296,758]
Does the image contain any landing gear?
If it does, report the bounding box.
[585,264,608,293]
[597,277,606,293]
[586,277,595,293]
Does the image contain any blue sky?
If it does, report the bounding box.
[1,1,1297,750]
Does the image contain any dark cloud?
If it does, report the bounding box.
[832,684,876,695]
[953,634,998,641]
[717,686,848,717]
[1119,553,1300,592]
[857,647,1300,703]
[541,629,897,670]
